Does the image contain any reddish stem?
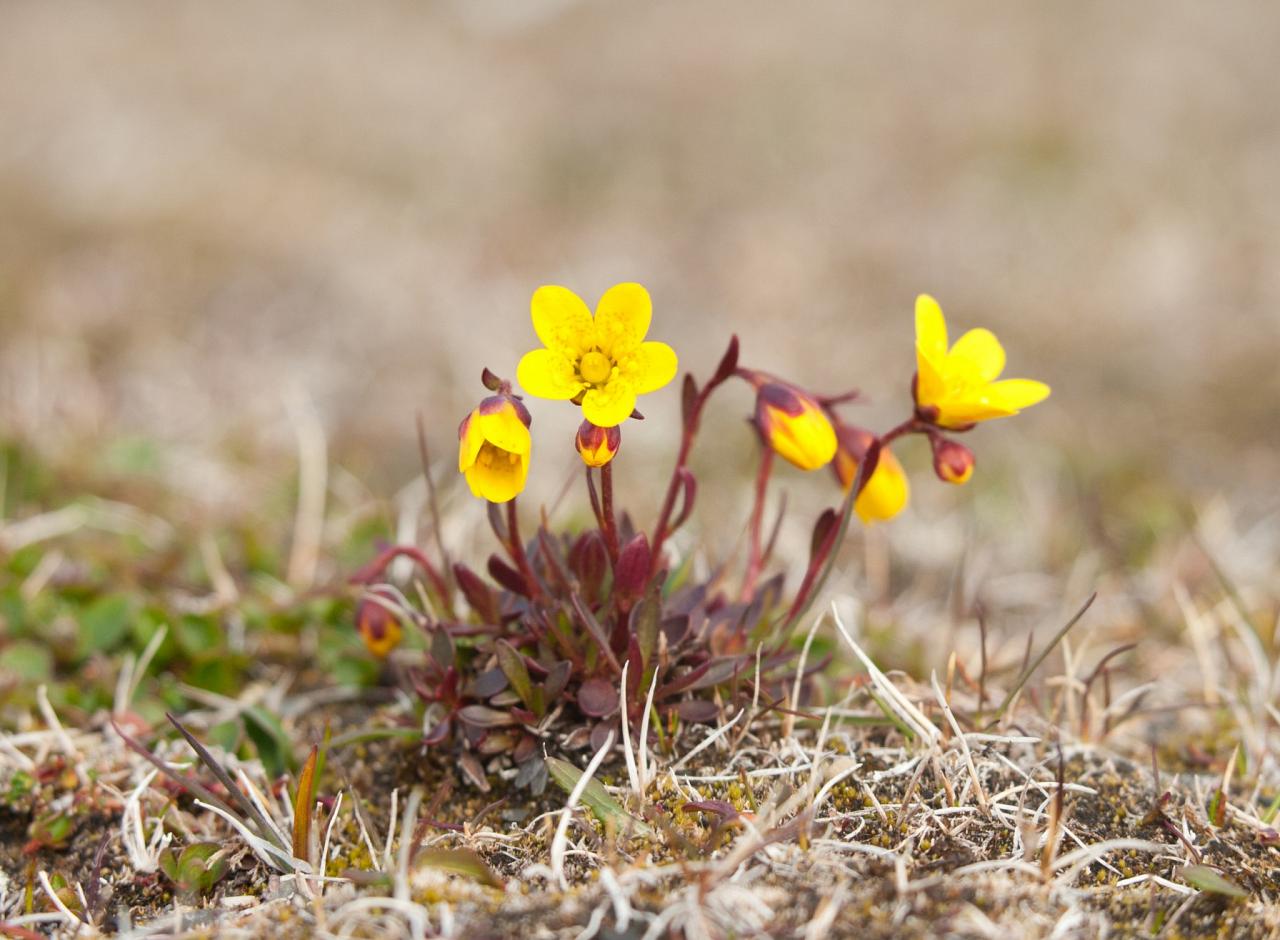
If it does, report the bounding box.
[740,446,774,600]
[600,462,620,563]
[505,499,544,602]
[778,415,923,633]
[349,544,452,614]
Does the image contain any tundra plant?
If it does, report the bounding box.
[354,285,1048,791]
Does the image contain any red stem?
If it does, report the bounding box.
[505,499,544,602]
[778,415,924,633]
[600,462,620,563]
[350,544,452,613]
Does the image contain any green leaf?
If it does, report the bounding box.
[243,705,296,776]
[79,594,132,653]
[414,848,503,888]
[1182,865,1247,898]
[2,640,52,681]
[495,640,536,714]
[545,757,652,836]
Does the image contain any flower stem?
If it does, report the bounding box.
[505,499,543,602]
[600,462,620,563]
[776,415,926,636]
[740,446,774,600]
[349,544,453,617]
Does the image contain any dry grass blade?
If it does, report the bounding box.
[989,592,1097,725]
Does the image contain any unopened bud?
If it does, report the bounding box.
[753,382,837,471]
[575,421,621,468]
[931,438,975,485]
[356,589,403,658]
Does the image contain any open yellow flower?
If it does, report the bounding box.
[516,283,679,428]
[914,295,1050,429]
[833,426,909,523]
[458,395,532,503]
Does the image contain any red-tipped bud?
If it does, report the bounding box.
[613,533,652,601]
[356,588,403,659]
[575,421,621,468]
[931,438,975,485]
[753,382,837,471]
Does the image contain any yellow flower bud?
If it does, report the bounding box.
[931,438,975,485]
[575,420,621,468]
[356,590,402,659]
[753,382,837,471]
[458,394,532,503]
[832,425,910,523]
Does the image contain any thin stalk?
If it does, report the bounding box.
[505,499,544,602]
[740,446,774,600]
[600,462,620,563]
[778,416,918,634]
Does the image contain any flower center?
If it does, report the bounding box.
[578,350,613,385]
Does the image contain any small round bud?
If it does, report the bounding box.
[575,420,621,468]
[932,438,975,485]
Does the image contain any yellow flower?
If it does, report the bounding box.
[833,426,909,523]
[754,382,838,471]
[516,283,679,428]
[575,420,621,468]
[458,395,532,503]
[914,295,1050,429]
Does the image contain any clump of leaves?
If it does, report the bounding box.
[159,843,232,898]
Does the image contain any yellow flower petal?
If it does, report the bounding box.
[947,328,1006,384]
[532,285,594,355]
[517,348,584,400]
[915,295,948,366]
[983,378,1051,412]
[623,341,678,395]
[856,449,909,523]
[465,443,529,503]
[915,346,947,408]
[593,283,651,357]
[458,411,485,472]
[581,380,638,428]
[764,403,837,471]
[477,406,531,457]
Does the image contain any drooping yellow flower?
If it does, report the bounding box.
[833,425,909,523]
[575,420,621,468]
[754,382,838,471]
[516,283,678,428]
[458,395,532,503]
[914,295,1050,429]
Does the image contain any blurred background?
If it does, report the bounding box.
[1,0,1277,549]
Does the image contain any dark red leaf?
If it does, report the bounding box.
[487,554,529,597]
[710,335,740,388]
[675,700,721,723]
[578,677,620,718]
[453,563,498,623]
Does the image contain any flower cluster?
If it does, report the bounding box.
[353,283,1049,790]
